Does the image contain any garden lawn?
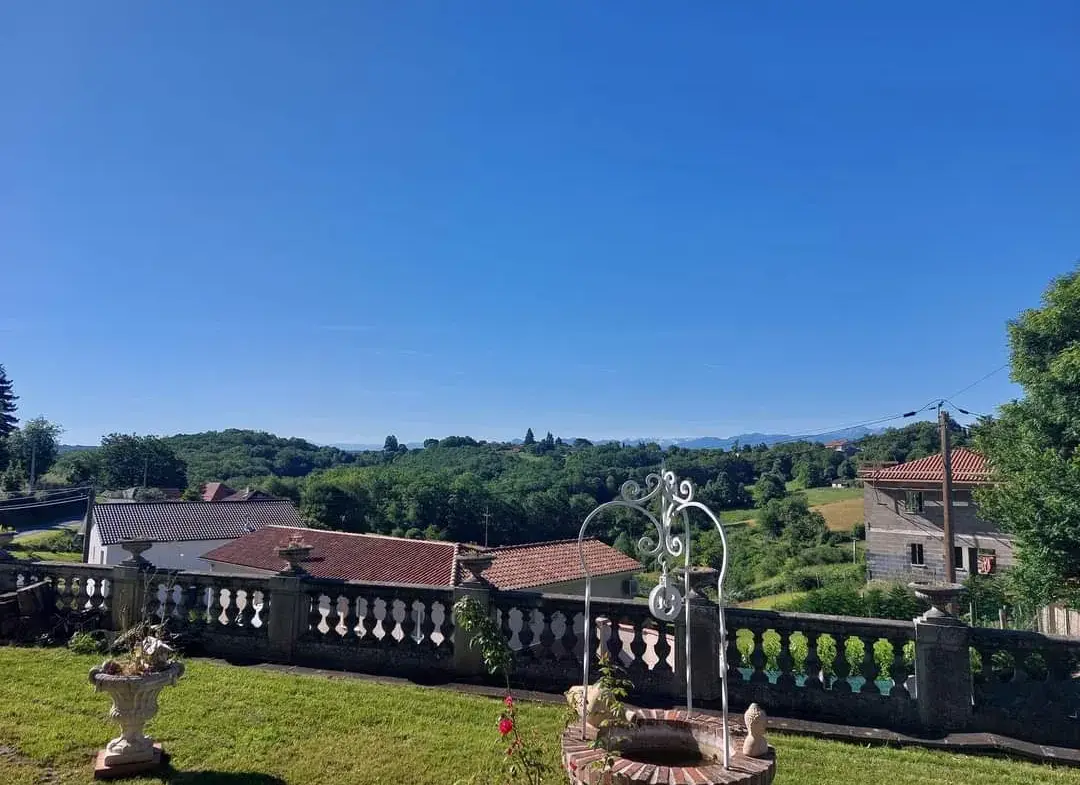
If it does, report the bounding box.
[2,647,1079,785]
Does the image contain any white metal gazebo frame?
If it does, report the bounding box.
[576,469,731,769]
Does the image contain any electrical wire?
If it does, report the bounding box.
[946,363,1009,400]
[0,496,92,512]
[0,486,93,503]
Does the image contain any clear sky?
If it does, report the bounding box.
[2,2,1078,446]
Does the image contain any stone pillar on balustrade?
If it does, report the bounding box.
[453,548,495,679]
[110,540,154,632]
[675,566,723,702]
[267,534,315,663]
[912,584,972,734]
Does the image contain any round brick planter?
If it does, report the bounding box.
[562,710,775,785]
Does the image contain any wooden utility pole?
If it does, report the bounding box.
[940,406,956,583]
[482,508,492,548]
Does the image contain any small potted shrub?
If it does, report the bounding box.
[88,620,184,776]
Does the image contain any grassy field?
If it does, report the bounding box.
[739,591,809,609]
[790,485,863,506]
[1,647,1079,785]
[816,497,864,532]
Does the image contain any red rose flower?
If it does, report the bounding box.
[498,716,514,736]
[504,694,514,709]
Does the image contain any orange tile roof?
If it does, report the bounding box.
[859,448,989,486]
[201,528,642,590]
[484,538,642,591]
[202,526,459,586]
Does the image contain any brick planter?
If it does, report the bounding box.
[562,710,775,785]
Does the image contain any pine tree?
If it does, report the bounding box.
[523,428,535,446]
[0,365,17,437]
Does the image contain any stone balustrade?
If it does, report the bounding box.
[1,556,1078,747]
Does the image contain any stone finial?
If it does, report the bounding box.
[119,540,152,568]
[742,703,768,758]
[565,681,627,728]
[458,548,495,586]
[277,533,314,576]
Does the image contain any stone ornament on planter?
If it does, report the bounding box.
[742,703,768,758]
[565,680,629,730]
[89,648,184,779]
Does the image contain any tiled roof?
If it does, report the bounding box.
[202,482,235,502]
[221,489,276,502]
[860,448,989,485]
[484,538,642,591]
[202,527,459,586]
[92,500,304,546]
[201,529,642,590]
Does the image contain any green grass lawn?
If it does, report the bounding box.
[16,550,84,562]
[791,485,863,506]
[0,648,1078,785]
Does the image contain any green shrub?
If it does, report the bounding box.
[9,529,78,553]
[68,631,106,655]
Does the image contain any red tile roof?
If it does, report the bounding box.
[484,538,642,591]
[860,448,989,486]
[202,527,459,586]
[202,482,235,502]
[201,528,641,590]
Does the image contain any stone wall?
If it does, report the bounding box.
[2,555,1078,749]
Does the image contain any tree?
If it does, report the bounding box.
[758,495,826,545]
[383,435,399,453]
[837,459,857,481]
[98,434,187,489]
[523,428,536,446]
[975,267,1080,607]
[751,471,787,506]
[794,461,825,489]
[7,417,62,486]
[0,365,17,437]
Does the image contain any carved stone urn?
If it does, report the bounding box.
[88,661,185,778]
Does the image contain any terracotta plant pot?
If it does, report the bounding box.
[89,661,184,775]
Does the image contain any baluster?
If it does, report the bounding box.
[803,632,823,689]
[602,615,622,665]
[439,601,454,649]
[208,585,226,626]
[725,626,743,681]
[749,629,769,684]
[832,634,852,693]
[419,598,437,647]
[325,594,343,637]
[400,597,417,646]
[628,618,647,672]
[182,583,201,627]
[888,636,910,697]
[859,636,879,694]
[499,605,516,651]
[977,647,994,684]
[517,607,536,658]
[54,577,73,614]
[532,608,553,658]
[342,592,360,641]
[775,631,797,690]
[1010,649,1028,683]
[1045,647,1069,683]
[145,581,163,623]
[238,588,257,629]
[561,610,578,661]
[223,587,240,626]
[361,594,379,641]
[305,592,322,635]
[161,584,177,622]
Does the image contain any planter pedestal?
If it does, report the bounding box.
[89,662,184,779]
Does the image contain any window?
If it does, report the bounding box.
[910,543,925,566]
[969,547,979,574]
[904,491,924,514]
[954,546,966,571]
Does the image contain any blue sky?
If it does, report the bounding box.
[2,2,1078,446]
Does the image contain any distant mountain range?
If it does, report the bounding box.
[328,426,881,453]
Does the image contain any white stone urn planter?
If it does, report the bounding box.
[88,661,184,778]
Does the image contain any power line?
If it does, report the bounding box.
[947,363,1009,400]
[0,486,93,503]
[0,496,92,512]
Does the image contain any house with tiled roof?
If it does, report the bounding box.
[84,500,305,571]
[201,527,641,596]
[859,448,1012,582]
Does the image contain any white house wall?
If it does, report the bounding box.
[100,539,237,572]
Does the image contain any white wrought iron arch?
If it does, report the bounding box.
[576,469,731,768]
